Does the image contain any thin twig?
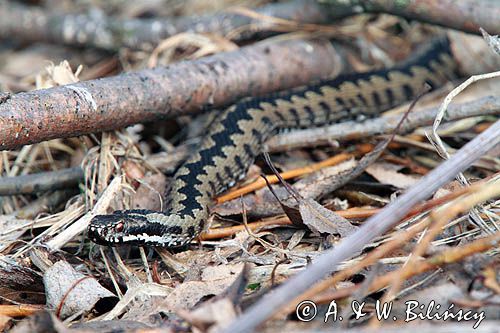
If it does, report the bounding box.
[0,167,83,196]
[268,95,500,151]
[216,153,352,203]
[428,72,500,235]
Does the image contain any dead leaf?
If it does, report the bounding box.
[43,261,117,319]
[299,198,358,237]
[366,162,420,189]
[159,263,245,311]
[179,264,250,332]
[262,154,358,237]
[130,173,168,211]
[181,298,237,333]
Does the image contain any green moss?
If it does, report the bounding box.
[246,283,261,291]
[393,0,410,10]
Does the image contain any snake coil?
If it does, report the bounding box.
[88,36,459,247]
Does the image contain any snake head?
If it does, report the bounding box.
[87,209,195,247]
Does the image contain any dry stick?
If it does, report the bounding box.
[0,0,334,51]
[320,0,500,35]
[0,38,338,150]
[216,153,352,203]
[0,167,83,196]
[1,95,495,196]
[201,208,378,240]
[2,0,498,52]
[204,181,480,241]
[0,304,44,317]
[222,119,500,333]
[268,95,500,151]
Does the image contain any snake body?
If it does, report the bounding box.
[88,37,459,247]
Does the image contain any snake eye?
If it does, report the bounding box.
[115,222,124,232]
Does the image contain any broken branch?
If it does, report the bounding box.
[0,38,338,150]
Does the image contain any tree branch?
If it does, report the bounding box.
[0,0,332,50]
[268,95,500,151]
[321,0,500,35]
[0,38,338,150]
[0,167,83,195]
[2,0,499,52]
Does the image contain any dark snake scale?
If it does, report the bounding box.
[88,36,459,247]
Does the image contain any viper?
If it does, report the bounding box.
[88,36,459,247]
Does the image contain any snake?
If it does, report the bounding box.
[87,36,459,247]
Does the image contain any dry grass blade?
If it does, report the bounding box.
[428,71,500,235]
[224,5,354,40]
[216,153,352,203]
[372,180,500,326]
[45,176,122,250]
[148,32,238,68]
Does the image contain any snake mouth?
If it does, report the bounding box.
[87,214,126,246]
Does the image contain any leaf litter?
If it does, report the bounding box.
[0,2,499,332]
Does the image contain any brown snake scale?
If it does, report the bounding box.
[88,36,459,247]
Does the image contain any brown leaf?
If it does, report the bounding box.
[43,261,117,319]
[130,173,168,211]
[159,263,245,311]
[262,153,358,237]
[180,298,237,333]
[259,174,303,226]
[299,198,358,237]
[366,162,420,189]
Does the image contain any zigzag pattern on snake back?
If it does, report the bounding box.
[88,36,459,247]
